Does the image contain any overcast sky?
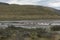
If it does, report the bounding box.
[0,0,60,10]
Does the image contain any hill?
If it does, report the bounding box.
[0,2,60,20]
[0,2,9,5]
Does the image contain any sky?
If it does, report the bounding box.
[0,0,60,10]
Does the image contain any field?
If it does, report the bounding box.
[0,15,60,20]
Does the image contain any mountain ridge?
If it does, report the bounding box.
[0,2,9,5]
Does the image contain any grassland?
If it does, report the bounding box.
[0,3,60,20]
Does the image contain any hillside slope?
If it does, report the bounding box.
[0,2,60,20]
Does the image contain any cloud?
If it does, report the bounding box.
[0,0,60,10]
[48,2,60,7]
[7,0,17,4]
[47,1,60,9]
[8,0,41,5]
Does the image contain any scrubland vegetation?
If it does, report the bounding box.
[0,25,60,40]
[0,25,50,40]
